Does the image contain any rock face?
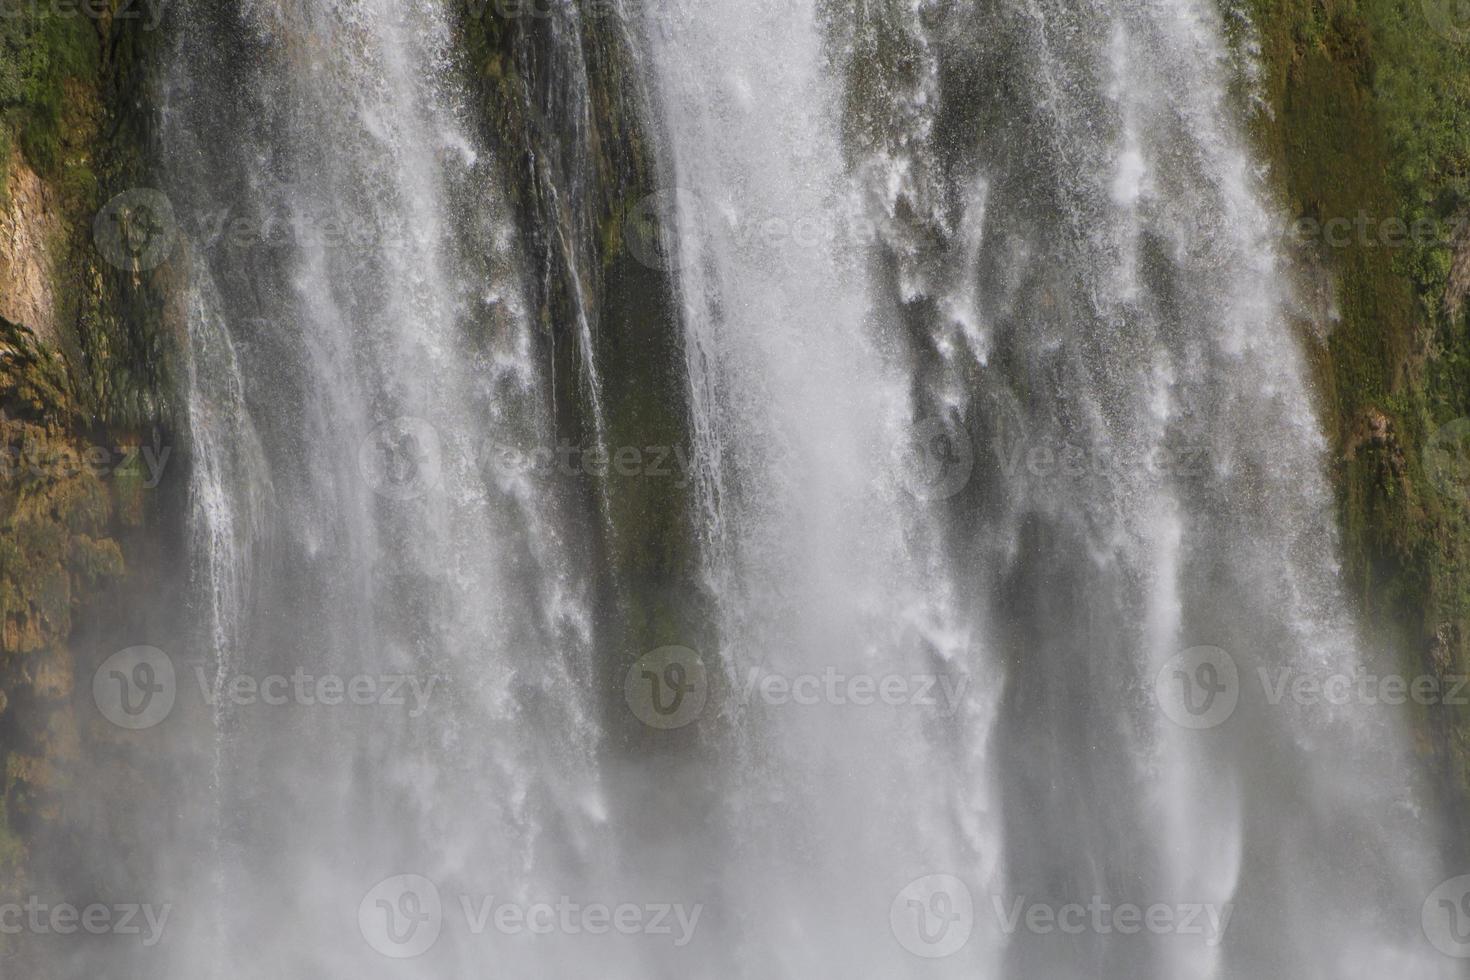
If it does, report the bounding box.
[0,318,126,949]
[0,152,60,348]
[453,0,711,730]
[0,6,177,955]
[0,318,124,656]
[1246,0,1470,852]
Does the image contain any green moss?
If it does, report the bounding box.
[0,10,99,177]
[0,794,23,870]
[0,7,172,941]
[451,2,712,741]
[0,123,11,202]
[1242,0,1470,837]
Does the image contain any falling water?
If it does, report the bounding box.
[142,1,612,975]
[35,0,1463,977]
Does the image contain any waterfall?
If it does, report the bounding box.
[42,0,1460,978]
[637,0,1002,973]
[147,1,612,975]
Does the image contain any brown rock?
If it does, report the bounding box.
[0,149,61,347]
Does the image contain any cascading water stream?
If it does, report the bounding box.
[637,0,1003,973]
[38,1,1462,978]
[820,0,1456,975]
[638,0,1455,974]
[147,1,614,976]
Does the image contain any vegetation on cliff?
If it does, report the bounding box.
[1243,0,1470,840]
[0,1,174,939]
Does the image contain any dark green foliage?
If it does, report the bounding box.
[1243,0,1470,841]
[0,8,99,176]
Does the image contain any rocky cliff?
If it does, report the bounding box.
[0,0,177,934]
[1245,0,1470,852]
